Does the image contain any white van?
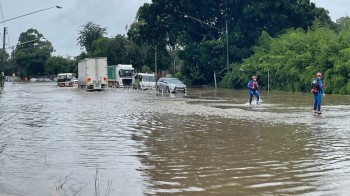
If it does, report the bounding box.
[132,73,156,90]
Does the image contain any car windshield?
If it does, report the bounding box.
[167,78,182,84]
[142,75,156,82]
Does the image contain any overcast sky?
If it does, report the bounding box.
[0,0,348,57]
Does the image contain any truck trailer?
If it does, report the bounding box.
[78,57,108,91]
[107,64,134,88]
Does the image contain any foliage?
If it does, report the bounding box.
[45,56,76,75]
[77,21,107,53]
[129,0,333,85]
[336,17,350,31]
[0,48,10,74]
[174,72,185,82]
[77,34,153,72]
[179,39,225,85]
[14,28,53,77]
[7,1,348,96]
[141,65,151,73]
[222,21,350,95]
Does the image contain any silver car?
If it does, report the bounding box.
[30,78,38,82]
[156,77,186,93]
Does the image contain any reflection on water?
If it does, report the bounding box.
[0,83,350,195]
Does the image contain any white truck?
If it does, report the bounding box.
[78,57,108,91]
[57,73,74,87]
[132,73,156,90]
[107,64,134,88]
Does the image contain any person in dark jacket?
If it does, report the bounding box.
[247,75,260,105]
[311,72,325,114]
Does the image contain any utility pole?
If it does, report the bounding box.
[184,14,230,74]
[1,27,6,87]
[11,46,16,80]
[155,46,157,80]
[226,20,229,73]
[0,6,62,88]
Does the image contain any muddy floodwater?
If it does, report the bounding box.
[1,82,350,196]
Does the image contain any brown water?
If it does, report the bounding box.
[1,82,350,195]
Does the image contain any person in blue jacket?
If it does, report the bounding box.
[311,72,325,114]
[247,75,260,105]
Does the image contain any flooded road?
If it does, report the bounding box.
[1,82,350,195]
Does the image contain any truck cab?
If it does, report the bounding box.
[115,64,134,88]
[57,73,74,87]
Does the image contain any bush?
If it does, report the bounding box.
[141,65,151,73]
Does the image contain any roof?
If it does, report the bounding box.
[135,73,154,76]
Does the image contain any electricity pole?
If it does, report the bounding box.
[155,46,157,80]
[1,27,6,87]
[0,6,62,87]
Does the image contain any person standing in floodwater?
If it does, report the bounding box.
[247,75,260,105]
[311,72,325,114]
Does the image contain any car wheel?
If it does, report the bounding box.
[166,86,170,93]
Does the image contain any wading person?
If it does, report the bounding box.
[247,75,260,105]
[311,72,325,114]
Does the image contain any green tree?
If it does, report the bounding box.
[141,65,151,73]
[221,21,350,95]
[45,56,76,75]
[179,39,225,85]
[90,34,152,72]
[336,16,350,31]
[130,0,333,85]
[0,48,10,74]
[77,21,107,53]
[14,28,53,76]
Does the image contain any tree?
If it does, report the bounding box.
[336,16,350,31]
[220,21,350,95]
[45,56,76,75]
[14,28,53,76]
[128,1,184,73]
[0,48,10,74]
[77,21,107,53]
[90,34,151,71]
[179,39,225,85]
[130,0,333,85]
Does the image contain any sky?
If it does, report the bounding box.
[0,0,151,57]
[0,0,348,57]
